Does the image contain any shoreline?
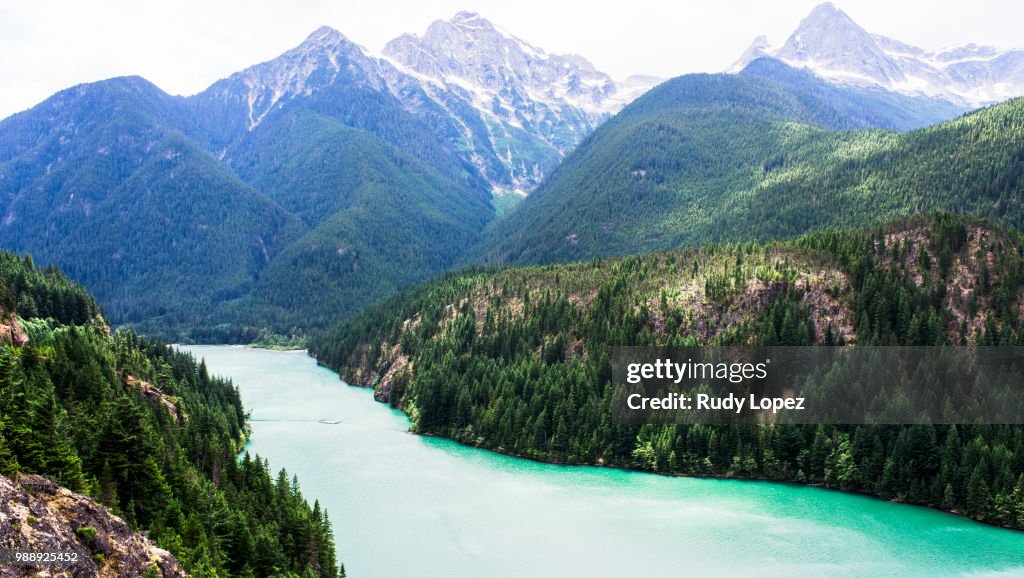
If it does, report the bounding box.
[332,370,1022,535]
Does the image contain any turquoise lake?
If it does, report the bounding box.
[183,345,1024,577]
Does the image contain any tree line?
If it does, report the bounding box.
[313,213,1024,529]
[0,250,344,577]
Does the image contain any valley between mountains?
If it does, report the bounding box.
[3,3,1024,576]
[4,4,1021,344]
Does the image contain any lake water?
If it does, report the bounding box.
[183,345,1024,577]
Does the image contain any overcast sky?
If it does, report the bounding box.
[1,0,1020,119]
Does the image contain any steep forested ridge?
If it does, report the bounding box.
[739,58,966,131]
[0,252,343,577]
[0,77,306,340]
[470,76,1024,266]
[0,46,987,344]
[196,110,493,342]
[0,72,494,344]
[313,214,1024,529]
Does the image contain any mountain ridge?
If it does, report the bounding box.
[192,14,660,195]
[469,68,1022,267]
[1,12,1020,341]
[732,2,1024,107]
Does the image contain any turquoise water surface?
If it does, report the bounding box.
[183,346,1024,577]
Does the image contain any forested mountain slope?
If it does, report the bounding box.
[470,75,1024,267]
[0,70,494,342]
[739,58,965,130]
[0,29,993,342]
[314,214,1024,529]
[0,77,305,336]
[173,110,494,341]
[0,250,343,576]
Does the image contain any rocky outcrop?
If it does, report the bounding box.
[123,374,185,423]
[0,474,185,578]
[0,313,28,348]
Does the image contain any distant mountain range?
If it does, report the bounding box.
[383,12,659,194]
[0,13,658,340]
[469,69,1024,266]
[1,7,1023,341]
[197,14,659,196]
[732,2,1024,107]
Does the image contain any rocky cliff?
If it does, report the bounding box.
[0,313,27,348]
[0,474,184,578]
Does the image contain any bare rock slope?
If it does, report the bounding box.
[0,474,184,578]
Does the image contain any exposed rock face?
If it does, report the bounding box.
[732,2,1024,107]
[123,374,185,423]
[386,12,616,125]
[774,3,904,86]
[382,12,659,192]
[0,313,27,348]
[196,15,660,195]
[199,26,388,134]
[0,474,185,578]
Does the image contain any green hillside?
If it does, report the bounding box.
[196,111,494,341]
[0,249,343,576]
[0,67,1003,343]
[470,73,1024,266]
[313,214,1024,529]
[0,78,306,336]
[0,77,496,342]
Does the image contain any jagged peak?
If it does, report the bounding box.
[243,25,368,75]
[430,11,541,50]
[298,25,352,50]
[561,53,597,72]
[451,11,488,25]
[806,2,844,20]
[210,25,378,131]
[749,34,769,48]
[793,2,865,35]
[393,11,552,66]
[427,11,501,37]
[777,1,881,63]
[389,32,416,43]
[221,25,362,80]
[729,35,772,72]
[731,0,1024,107]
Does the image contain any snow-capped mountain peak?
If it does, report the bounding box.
[775,3,904,86]
[305,25,347,45]
[383,12,651,119]
[380,12,660,192]
[732,2,1024,107]
[201,15,660,195]
[729,35,771,73]
[448,10,503,31]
